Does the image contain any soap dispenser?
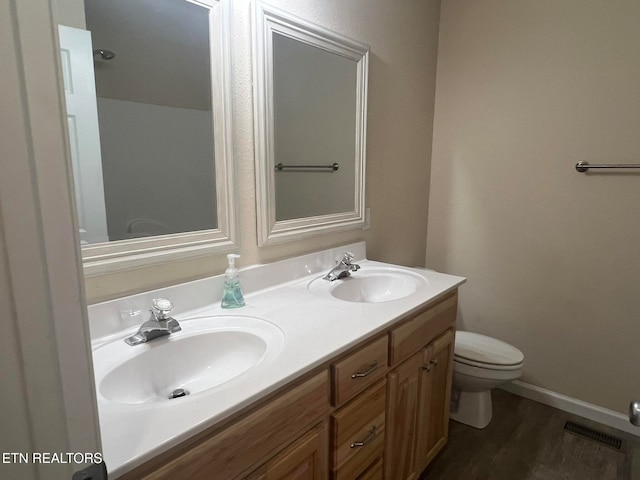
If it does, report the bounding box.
[221,253,245,308]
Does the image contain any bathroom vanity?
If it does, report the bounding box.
[88,243,465,479]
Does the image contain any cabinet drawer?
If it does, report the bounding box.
[389,292,457,366]
[139,370,330,480]
[357,458,383,480]
[332,336,388,406]
[331,379,386,480]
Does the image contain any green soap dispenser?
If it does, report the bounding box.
[221,253,245,308]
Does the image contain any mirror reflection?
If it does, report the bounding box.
[62,0,218,244]
[273,33,357,221]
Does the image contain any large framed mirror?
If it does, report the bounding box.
[58,0,236,276]
[252,1,369,246]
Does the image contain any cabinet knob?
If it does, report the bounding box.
[422,359,438,372]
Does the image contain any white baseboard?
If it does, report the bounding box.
[500,380,640,437]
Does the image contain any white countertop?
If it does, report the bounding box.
[88,243,465,477]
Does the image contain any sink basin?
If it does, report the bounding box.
[308,267,427,303]
[93,315,285,405]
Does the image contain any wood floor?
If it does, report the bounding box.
[421,389,640,480]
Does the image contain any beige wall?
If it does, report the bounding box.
[53,0,84,29]
[427,0,640,413]
[84,0,441,303]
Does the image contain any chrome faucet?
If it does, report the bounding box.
[124,298,181,346]
[323,252,361,281]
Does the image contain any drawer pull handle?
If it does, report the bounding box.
[351,361,378,379]
[350,426,377,448]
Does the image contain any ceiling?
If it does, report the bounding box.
[84,0,212,110]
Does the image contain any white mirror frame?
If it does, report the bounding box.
[252,1,369,246]
[79,0,237,277]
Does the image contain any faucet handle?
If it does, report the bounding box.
[151,297,174,320]
[342,251,355,263]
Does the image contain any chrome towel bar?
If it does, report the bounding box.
[576,161,640,172]
[275,162,339,172]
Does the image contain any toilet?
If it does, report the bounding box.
[450,331,524,429]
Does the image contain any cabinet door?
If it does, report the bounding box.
[246,422,329,480]
[414,329,454,473]
[383,351,422,480]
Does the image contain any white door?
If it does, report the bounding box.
[58,24,109,244]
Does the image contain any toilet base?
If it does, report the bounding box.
[449,388,493,429]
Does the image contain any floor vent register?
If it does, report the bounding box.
[563,420,624,451]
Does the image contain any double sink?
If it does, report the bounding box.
[93,264,427,406]
[88,244,465,477]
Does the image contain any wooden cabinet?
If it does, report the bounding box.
[384,352,422,480]
[245,422,328,480]
[384,291,457,480]
[384,329,455,480]
[122,292,458,480]
[414,329,454,473]
[389,293,457,367]
[328,293,456,480]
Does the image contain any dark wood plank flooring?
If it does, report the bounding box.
[422,389,640,480]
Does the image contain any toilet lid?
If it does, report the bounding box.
[455,331,524,366]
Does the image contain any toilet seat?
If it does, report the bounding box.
[454,356,523,371]
[454,331,524,371]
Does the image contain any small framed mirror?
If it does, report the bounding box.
[252,1,369,246]
[58,0,236,276]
